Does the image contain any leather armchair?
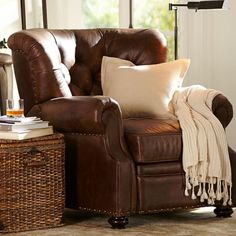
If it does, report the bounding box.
[8,28,235,228]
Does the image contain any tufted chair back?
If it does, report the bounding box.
[8,28,167,114]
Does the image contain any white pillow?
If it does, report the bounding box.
[101,56,190,119]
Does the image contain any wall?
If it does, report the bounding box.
[0,0,21,41]
[179,0,236,149]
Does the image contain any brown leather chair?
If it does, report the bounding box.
[8,28,235,228]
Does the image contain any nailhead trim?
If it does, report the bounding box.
[77,206,133,216]
[77,204,207,217]
[138,204,205,214]
[66,133,105,137]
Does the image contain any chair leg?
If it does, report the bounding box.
[108,216,128,229]
[214,206,234,217]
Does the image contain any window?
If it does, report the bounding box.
[133,0,176,61]
[81,0,176,60]
[82,0,119,28]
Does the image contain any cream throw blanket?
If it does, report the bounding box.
[172,85,232,206]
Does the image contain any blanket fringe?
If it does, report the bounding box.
[185,175,232,205]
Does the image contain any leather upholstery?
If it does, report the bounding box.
[124,118,182,163]
[137,161,183,176]
[8,28,234,218]
[212,94,233,128]
[28,96,119,134]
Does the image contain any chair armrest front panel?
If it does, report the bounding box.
[27,95,137,216]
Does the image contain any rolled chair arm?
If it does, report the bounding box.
[27,96,122,134]
[212,94,233,128]
[27,95,137,215]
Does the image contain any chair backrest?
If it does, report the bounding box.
[8,28,167,114]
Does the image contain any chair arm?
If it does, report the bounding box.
[28,95,137,215]
[212,94,233,128]
[28,96,122,134]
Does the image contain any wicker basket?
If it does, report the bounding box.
[0,133,65,233]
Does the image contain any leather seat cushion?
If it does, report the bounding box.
[124,118,182,163]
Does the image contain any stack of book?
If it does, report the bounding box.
[0,116,53,140]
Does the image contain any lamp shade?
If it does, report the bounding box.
[187,0,228,10]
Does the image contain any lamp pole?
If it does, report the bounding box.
[20,0,26,30]
[169,3,188,60]
[42,0,48,29]
[129,0,133,28]
[174,7,178,60]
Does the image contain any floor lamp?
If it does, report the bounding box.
[169,0,228,59]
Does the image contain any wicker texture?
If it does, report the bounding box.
[0,133,65,233]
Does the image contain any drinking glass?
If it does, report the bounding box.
[6,99,24,117]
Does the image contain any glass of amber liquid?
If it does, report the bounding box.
[6,99,24,117]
